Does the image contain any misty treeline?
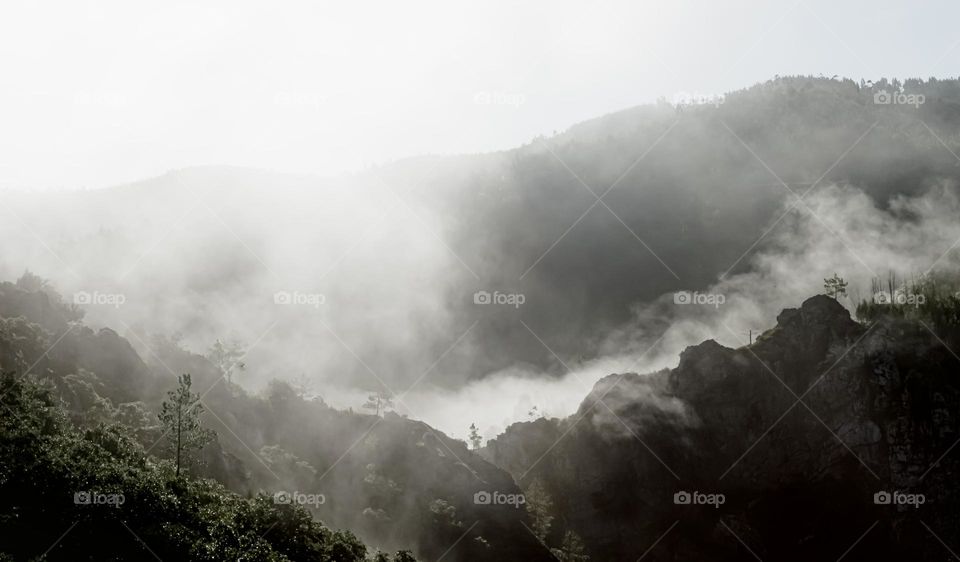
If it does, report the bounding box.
[0,276,417,560]
[855,272,960,332]
[3,76,959,403]
[0,274,553,561]
[425,76,960,375]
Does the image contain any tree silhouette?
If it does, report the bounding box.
[468,423,482,450]
[158,373,214,477]
[824,273,848,300]
[363,390,394,416]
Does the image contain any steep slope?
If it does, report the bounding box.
[486,296,960,560]
[0,279,553,562]
[0,374,391,561]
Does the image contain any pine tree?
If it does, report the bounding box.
[362,390,393,416]
[158,373,215,477]
[824,273,848,300]
[468,423,482,450]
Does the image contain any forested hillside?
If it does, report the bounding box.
[0,276,553,561]
[3,77,960,390]
[4,76,960,561]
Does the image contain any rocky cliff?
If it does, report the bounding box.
[486,295,960,561]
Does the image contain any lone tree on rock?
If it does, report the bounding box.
[824,273,848,300]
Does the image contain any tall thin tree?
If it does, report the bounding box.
[158,373,215,477]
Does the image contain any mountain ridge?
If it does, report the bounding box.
[4,76,960,389]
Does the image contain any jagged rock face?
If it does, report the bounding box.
[487,296,960,561]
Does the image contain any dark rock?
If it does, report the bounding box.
[488,296,960,561]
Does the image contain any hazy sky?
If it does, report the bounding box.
[1,0,957,189]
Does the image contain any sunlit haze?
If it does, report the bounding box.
[1,0,957,189]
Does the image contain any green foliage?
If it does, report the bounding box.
[0,373,378,561]
[158,373,215,477]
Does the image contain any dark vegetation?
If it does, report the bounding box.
[0,372,383,561]
[856,272,960,339]
[8,270,959,560]
[0,276,551,561]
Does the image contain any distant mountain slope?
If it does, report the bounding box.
[1,76,959,391]
[426,77,960,373]
[485,295,960,560]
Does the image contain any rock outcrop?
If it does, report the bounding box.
[487,296,960,561]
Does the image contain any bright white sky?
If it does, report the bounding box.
[0,0,957,189]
